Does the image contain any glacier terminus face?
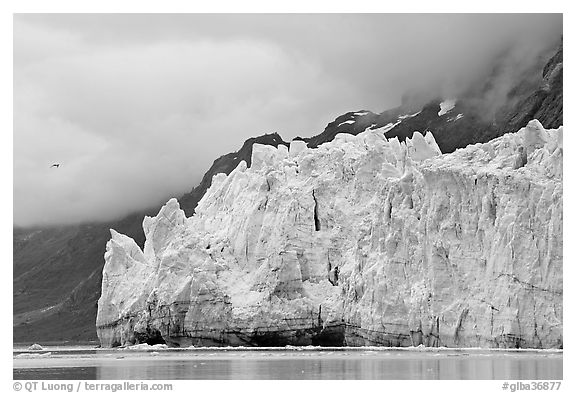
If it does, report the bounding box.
[97,120,562,349]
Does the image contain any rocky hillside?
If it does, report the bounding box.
[13,42,563,344]
[98,120,562,348]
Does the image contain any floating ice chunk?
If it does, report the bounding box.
[124,343,168,351]
[28,343,44,351]
[16,352,52,358]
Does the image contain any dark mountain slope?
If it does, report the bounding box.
[13,212,152,343]
[13,134,289,343]
[13,41,563,344]
[384,42,563,153]
[503,43,563,134]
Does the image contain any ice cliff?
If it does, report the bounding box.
[97,120,563,348]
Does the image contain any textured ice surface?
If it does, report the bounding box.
[97,120,562,349]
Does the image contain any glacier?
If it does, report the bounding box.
[96,120,563,349]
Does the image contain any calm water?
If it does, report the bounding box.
[13,348,563,380]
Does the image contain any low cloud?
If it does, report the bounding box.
[13,14,562,226]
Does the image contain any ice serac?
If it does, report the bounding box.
[97,120,562,349]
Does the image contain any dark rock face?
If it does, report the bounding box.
[504,44,563,134]
[13,41,563,344]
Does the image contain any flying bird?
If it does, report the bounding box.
[50,163,60,168]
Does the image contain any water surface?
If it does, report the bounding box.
[14,347,562,380]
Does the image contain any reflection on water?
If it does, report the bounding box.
[96,355,562,380]
[15,367,97,380]
[14,351,563,380]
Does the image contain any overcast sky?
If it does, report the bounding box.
[13,14,562,227]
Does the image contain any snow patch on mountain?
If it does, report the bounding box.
[337,120,355,127]
[447,113,464,123]
[399,111,422,119]
[369,121,402,134]
[438,99,456,116]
